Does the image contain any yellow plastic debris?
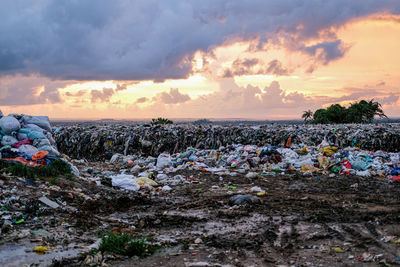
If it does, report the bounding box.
[135,177,158,186]
[256,192,266,196]
[317,156,330,169]
[33,246,54,253]
[332,247,345,253]
[296,146,309,155]
[301,164,318,173]
[320,146,338,156]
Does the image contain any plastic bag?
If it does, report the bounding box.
[318,156,330,169]
[111,174,140,191]
[156,153,172,169]
[17,133,28,140]
[0,116,21,134]
[37,145,60,156]
[320,146,339,156]
[19,128,46,139]
[136,177,158,186]
[1,135,18,146]
[18,145,39,157]
[350,160,370,171]
[25,123,45,133]
[21,115,51,132]
[33,138,51,148]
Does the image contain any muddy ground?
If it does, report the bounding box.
[64,168,400,266]
[2,168,400,266]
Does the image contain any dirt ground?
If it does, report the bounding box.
[60,168,400,266]
[2,166,400,266]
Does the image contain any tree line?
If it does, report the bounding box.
[302,100,387,124]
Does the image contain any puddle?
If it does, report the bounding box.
[0,241,85,266]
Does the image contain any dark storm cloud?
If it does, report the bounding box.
[300,40,350,65]
[0,0,399,82]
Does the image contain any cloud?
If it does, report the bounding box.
[223,58,260,77]
[135,97,148,104]
[147,79,315,118]
[265,60,290,76]
[0,1,398,81]
[152,88,191,104]
[324,85,400,107]
[127,79,400,119]
[223,58,290,77]
[65,90,86,97]
[376,93,399,105]
[300,40,351,65]
[0,75,68,106]
[116,84,128,91]
[91,88,115,103]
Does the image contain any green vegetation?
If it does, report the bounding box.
[303,100,387,124]
[301,110,313,124]
[98,232,158,257]
[0,159,73,179]
[151,117,173,125]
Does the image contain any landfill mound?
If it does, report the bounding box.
[2,119,400,266]
[53,123,400,161]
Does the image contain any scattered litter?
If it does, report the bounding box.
[39,196,60,209]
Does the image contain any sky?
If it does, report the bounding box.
[0,0,400,120]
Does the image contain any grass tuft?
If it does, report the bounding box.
[98,232,158,257]
[0,159,73,179]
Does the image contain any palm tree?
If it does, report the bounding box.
[301,110,313,123]
[151,117,173,125]
[367,99,387,120]
[347,99,387,123]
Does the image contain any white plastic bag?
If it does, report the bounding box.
[22,115,51,132]
[18,145,39,156]
[1,135,18,146]
[156,153,172,169]
[0,116,21,133]
[111,174,140,191]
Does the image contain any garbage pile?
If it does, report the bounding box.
[53,123,400,161]
[91,140,400,193]
[0,111,70,172]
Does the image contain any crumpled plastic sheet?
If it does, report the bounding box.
[53,123,400,160]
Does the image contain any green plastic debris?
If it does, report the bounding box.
[15,219,25,224]
[330,166,341,173]
[260,172,277,177]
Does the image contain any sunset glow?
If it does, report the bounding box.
[1,2,399,120]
